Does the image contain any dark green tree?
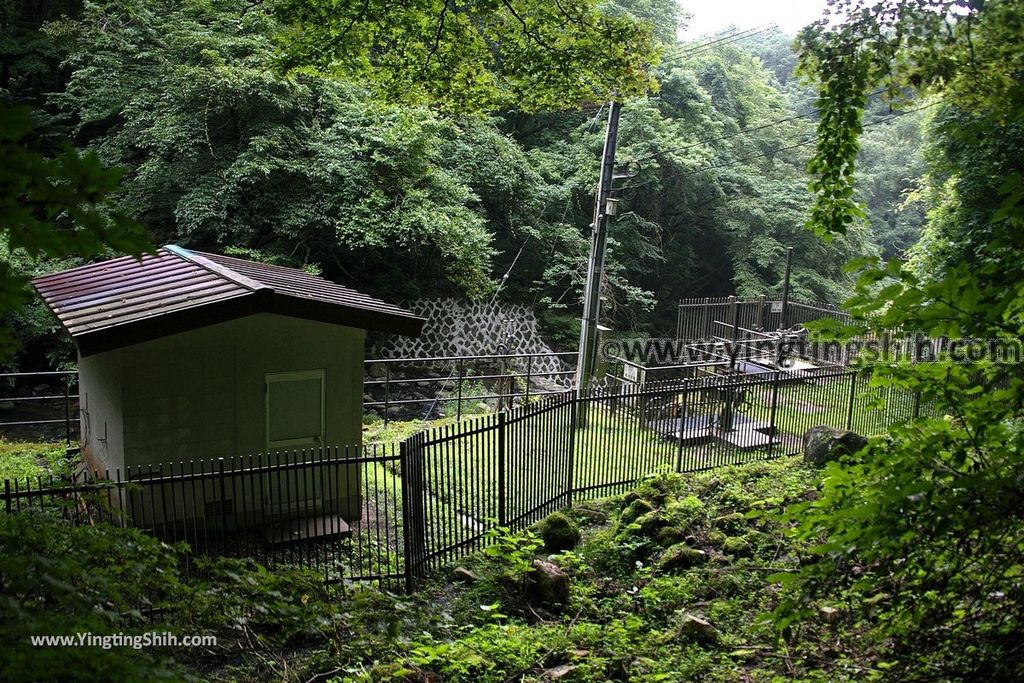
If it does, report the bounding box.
[773,1,1024,678]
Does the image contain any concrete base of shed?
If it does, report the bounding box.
[265,514,351,545]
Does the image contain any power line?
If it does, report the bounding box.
[663,24,776,60]
[623,101,939,191]
[657,24,778,70]
[630,88,891,165]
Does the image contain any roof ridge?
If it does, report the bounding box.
[163,245,271,293]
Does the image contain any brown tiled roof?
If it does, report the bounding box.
[32,245,424,356]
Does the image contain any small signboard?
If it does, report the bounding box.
[770,301,783,313]
[623,364,639,382]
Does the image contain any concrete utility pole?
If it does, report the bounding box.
[575,101,622,401]
[779,247,793,330]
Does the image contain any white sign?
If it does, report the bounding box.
[770,301,783,313]
[623,364,639,382]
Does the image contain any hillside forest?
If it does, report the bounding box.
[3,0,927,367]
[3,0,1024,680]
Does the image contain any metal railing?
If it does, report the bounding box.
[676,295,852,341]
[2,367,932,591]
[364,351,577,422]
[0,371,79,444]
[0,354,579,441]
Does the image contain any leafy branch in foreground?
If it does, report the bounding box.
[272,0,660,113]
[0,105,151,358]
[774,1,1024,679]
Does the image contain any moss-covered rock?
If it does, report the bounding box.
[655,525,688,548]
[657,543,707,573]
[573,505,608,525]
[712,512,747,533]
[678,612,718,644]
[538,512,581,552]
[620,498,654,525]
[707,530,728,547]
[665,494,706,528]
[635,511,670,537]
[802,425,868,466]
[635,476,675,505]
[722,535,752,557]
[743,529,770,550]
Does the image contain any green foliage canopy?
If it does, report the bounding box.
[271,0,660,113]
[774,2,1024,678]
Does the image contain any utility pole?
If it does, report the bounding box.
[575,101,622,405]
[779,247,793,330]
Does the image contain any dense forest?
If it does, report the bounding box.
[2,0,926,367]
[3,0,1022,680]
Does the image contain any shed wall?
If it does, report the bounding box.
[79,313,365,524]
[78,351,125,475]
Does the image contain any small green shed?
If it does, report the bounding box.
[32,245,423,529]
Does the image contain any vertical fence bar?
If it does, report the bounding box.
[846,372,857,431]
[400,435,423,592]
[384,364,391,426]
[675,385,689,473]
[497,410,507,527]
[525,356,533,405]
[456,358,465,421]
[217,458,227,553]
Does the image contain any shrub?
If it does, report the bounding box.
[536,512,580,552]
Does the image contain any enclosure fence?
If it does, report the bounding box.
[676,296,852,341]
[2,368,933,592]
[0,370,79,443]
[364,351,577,423]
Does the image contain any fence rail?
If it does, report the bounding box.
[676,296,852,341]
[2,368,933,591]
[0,370,79,443]
[364,351,577,422]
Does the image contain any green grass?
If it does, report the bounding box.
[0,441,69,482]
[358,380,921,553]
[759,378,921,438]
[341,455,873,682]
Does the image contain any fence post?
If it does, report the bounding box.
[384,364,391,426]
[728,296,739,371]
[675,385,690,473]
[400,435,427,593]
[846,372,858,431]
[525,356,533,405]
[4,479,9,515]
[456,358,465,421]
[912,388,921,419]
[217,457,228,543]
[63,373,71,446]
[566,392,577,507]
[767,369,781,458]
[497,411,507,526]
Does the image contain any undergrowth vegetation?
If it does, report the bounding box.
[0,456,856,681]
[0,441,69,481]
[3,449,1020,681]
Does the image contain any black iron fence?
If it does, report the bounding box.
[0,371,79,443]
[1,368,933,591]
[2,444,406,590]
[364,352,577,423]
[676,296,852,341]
